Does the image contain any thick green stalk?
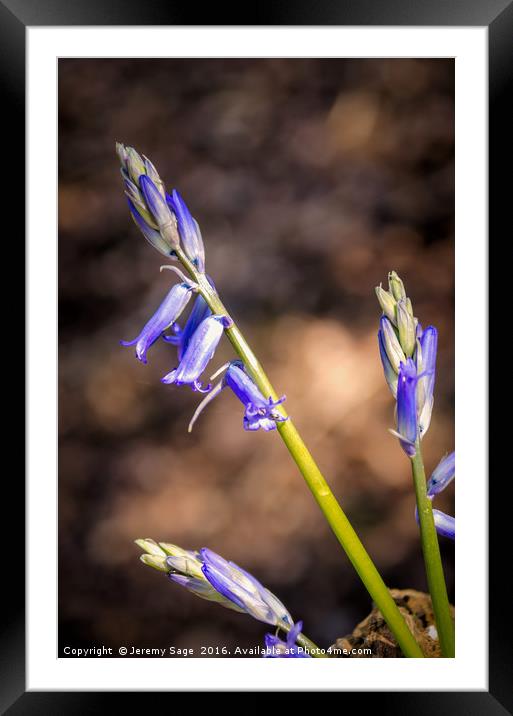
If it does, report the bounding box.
[411,442,455,657]
[175,249,424,658]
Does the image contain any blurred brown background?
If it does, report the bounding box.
[58,58,454,657]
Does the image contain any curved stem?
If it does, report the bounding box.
[176,250,424,658]
[411,443,455,657]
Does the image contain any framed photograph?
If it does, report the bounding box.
[4,0,506,708]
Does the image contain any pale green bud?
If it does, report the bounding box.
[116,142,129,170]
[158,543,204,579]
[159,217,181,251]
[380,316,406,373]
[140,554,169,572]
[375,284,397,324]
[396,299,416,357]
[166,554,205,580]
[158,542,191,557]
[135,538,166,557]
[388,271,406,302]
[125,190,160,230]
[143,155,166,199]
[126,146,147,185]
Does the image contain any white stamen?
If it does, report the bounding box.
[188,380,225,433]
[160,264,199,290]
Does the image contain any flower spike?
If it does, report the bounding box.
[117,143,181,255]
[136,540,295,626]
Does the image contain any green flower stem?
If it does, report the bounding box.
[276,619,329,658]
[175,249,424,658]
[411,442,455,657]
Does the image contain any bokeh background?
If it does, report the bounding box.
[58,58,454,657]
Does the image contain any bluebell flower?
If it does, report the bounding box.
[376,274,437,434]
[415,506,455,541]
[390,358,419,457]
[432,510,455,539]
[163,292,212,360]
[200,548,293,626]
[414,452,455,540]
[427,452,455,498]
[167,189,206,273]
[415,326,438,436]
[121,282,195,363]
[188,360,288,432]
[378,327,398,398]
[264,621,311,658]
[161,314,231,392]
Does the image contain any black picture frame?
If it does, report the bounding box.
[3,0,505,710]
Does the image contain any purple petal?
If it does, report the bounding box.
[427,452,455,497]
[128,198,173,256]
[432,509,455,540]
[168,189,206,273]
[201,563,248,612]
[122,282,193,363]
[419,326,438,402]
[378,328,398,397]
[396,358,418,457]
[161,315,228,389]
[139,175,173,228]
[177,294,212,361]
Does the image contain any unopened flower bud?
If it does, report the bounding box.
[140,554,169,571]
[126,146,146,185]
[380,316,406,373]
[396,299,416,357]
[388,271,406,302]
[139,175,181,251]
[375,285,397,324]
[143,156,166,199]
[134,538,167,557]
[116,141,129,171]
